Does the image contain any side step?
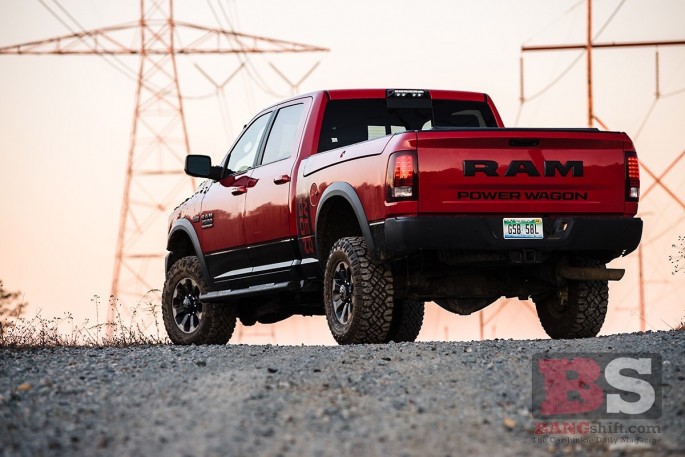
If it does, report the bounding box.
[200,281,301,302]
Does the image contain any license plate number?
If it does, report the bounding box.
[503,218,543,239]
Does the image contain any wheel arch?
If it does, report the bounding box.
[314,182,375,264]
[166,219,210,283]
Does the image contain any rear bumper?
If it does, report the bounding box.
[380,215,643,259]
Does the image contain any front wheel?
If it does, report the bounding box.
[323,237,394,345]
[534,258,608,339]
[162,256,237,345]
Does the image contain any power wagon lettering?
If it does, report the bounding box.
[457,191,588,201]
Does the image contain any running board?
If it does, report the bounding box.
[200,281,300,302]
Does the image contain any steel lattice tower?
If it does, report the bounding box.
[0,0,328,332]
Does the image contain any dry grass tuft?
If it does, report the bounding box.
[0,290,169,348]
[675,318,685,332]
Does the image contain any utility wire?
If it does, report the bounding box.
[227,0,241,30]
[217,89,234,143]
[662,87,685,98]
[633,98,658,140]
[513,102,525,127]
[217,0,254,114]
[206,0,229,31]
[633,84,685,140]
[52,0,94,35]
[524,51,585,102]
[37,0,142,86]
[201,0,247,136]
[174,22,243,141]
[209,0,286,98]
[592,0,626,41]
[173,30,230,100]
[181,90,223,101]
[216,0,236,30]
[522,0,627,103]
[646,211,685,245]
[522,0,585,46]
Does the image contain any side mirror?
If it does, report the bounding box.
[185,155,223,180]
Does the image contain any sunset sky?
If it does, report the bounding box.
[0,0,683,343]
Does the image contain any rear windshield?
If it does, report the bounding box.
[318,98,497,152]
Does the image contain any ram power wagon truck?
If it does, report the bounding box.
[162,88,642,345]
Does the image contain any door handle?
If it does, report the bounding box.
[273,175,290,185]
[231,185,247,195]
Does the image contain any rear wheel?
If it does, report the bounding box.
[535,258,608,339]
[323,237,394,345]
[162,256,237,345]
[385,300,424,343]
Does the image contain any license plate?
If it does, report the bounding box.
[503,217,543,239]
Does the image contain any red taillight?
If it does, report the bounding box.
[387,151,417,201]
[625,150,640,201]
[394,155,414,186]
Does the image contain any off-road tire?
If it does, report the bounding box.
[535,257,609,339]
[162,256,236,345]
[386,300,424,343]
[323,237,394,345]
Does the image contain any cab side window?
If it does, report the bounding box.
[226,112,271,173]
[260,104,305,166]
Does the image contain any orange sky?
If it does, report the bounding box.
[0,0,683,343]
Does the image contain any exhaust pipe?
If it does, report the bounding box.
[558,265,625,281]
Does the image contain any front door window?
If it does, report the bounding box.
[226,113,271,174]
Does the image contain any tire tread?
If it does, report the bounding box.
[536,257,608,339]
[386,301,424,343]
[324,237,394,344]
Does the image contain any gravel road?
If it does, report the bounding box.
[1,331,683,457]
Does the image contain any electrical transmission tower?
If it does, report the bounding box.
[512,0,685,336]
[519,0,685,129]
[0,0,328,333]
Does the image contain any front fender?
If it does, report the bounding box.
[166,219,210,283]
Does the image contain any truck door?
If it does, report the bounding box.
[243,101,308,277]
[201,112,271,284]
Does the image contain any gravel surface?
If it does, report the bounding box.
[1,331,683,457]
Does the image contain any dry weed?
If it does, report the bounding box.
[0,290,169,348]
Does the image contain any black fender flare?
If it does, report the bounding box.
[314,182,375,258]
[166,219,211,283]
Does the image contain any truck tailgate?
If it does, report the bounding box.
[416,129,627,214]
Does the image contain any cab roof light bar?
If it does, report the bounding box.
[386,89,432,109]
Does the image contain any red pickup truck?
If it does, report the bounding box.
[162,89,642,345]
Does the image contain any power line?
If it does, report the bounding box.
[216,0,236,30]
[522,0,584,46]
[524,51,585,102]
[223,3,285,99]
[206,0,228,32]
[592,0,626,41]
[662,87,685,98]
[633,98,658,140]
[520,0,627,104]
[36,0,141,85]
[207,0,286,98]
